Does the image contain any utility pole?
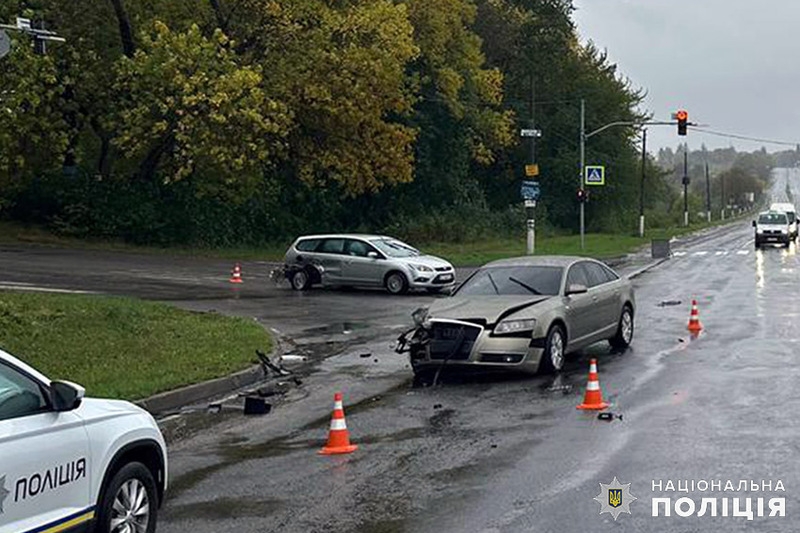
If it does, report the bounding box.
[720,172,725,221]
[705,161,711,223]
[682,147,690,227]
[526,76,536,255]
[639,129,647,237]
[580,99,586,250]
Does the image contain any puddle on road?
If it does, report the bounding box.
[164,497,282,521]
[301,321,370,336]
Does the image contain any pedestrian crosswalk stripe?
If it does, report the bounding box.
[673,251,687,257]
[693,251,708,256]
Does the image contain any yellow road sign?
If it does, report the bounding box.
[525,164,540,177]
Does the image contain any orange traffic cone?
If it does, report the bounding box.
[577,358,609,411]
[229,263,243,284]
[687,299,703,333]
[319,392,358,455]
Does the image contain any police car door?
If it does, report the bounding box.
[0,361,91,533]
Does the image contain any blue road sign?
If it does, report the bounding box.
[521,180,540,201]
[585,166,605,186]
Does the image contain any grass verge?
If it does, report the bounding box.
[1,212,752,267]
[0,292,270,401]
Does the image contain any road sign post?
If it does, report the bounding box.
[521,179,540,255]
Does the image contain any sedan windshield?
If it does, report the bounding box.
[455,266,564,296]
[759,213,787,225]
[370,238,420,258]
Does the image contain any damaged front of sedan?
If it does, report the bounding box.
[396,256,636,379]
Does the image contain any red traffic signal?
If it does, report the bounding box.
[577,188,588,203]
[676,110,688,136]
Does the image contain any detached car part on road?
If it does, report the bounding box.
[753,211,792,249]
[396,256,635,376]
[280,234,456,294]
[0,348,167,533]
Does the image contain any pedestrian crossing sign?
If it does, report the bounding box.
[585,165,605,186]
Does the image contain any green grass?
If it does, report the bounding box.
[0,210,753,268]
[0,292,271,401]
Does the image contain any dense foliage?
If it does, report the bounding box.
[0,0,772,246]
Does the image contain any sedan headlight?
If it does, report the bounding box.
[494,318,537,335]
[757,229,764,234]
[781,228,789,234]
[410,264,434,272]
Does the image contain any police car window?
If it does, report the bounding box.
[566,264,590,288]
[318,239,346,254]
[296,239,321,252]
[0,363,48,421]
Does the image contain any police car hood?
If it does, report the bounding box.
[77,397,151,422]
[429,295,551,325]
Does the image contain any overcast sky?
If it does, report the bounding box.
[572,0,800,153]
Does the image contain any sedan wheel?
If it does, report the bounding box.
[610,305,634,350]
[540,325,565,374]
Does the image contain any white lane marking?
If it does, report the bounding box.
[715,251,728,256]
[0,284,96,294]
[0,281,34,286]
[673,251,687,257]
[693,251,709,256]
[737,250,750,256]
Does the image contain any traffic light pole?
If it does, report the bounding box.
[705,161,711,223]
[683,149,689,227]
[639,129,647,237]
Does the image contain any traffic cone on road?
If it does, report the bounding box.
[687,299,703,333]
[576,358,609,411]
[229,263,243,284]
[319,392,358,455]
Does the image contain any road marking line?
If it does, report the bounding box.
[737,250,750,256]
[673,251,687,257]
[693,251,709,256]
[0,281,35,286]
[0,284,96,294]
[715,251,728,256]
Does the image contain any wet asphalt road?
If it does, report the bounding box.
[2,171,799,532]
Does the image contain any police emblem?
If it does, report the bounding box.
[594,477,636,520]
[0,475,9,514]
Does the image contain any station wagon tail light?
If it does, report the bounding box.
[494,318,537,335]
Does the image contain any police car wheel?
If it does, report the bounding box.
[97,462,158,533]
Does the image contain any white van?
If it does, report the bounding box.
[770,202,798,240]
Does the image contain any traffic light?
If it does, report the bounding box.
[677,110,688,136]
[577,188,587,203]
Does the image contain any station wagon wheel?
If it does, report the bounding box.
[290,269,310,291]
[97,462,158,533]
[540,324,565,374]
[610,305,634,351]
[385,272,408,295]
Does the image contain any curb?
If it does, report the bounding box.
[626,257,670,280]
[136,364,266,416]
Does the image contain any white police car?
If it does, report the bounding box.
[0,348,167,533]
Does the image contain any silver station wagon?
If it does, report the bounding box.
[282,234,456,294]
[396,256,635,376]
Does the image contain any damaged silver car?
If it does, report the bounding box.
[396,256,635,376]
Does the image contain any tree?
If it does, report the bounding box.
[110,22,292,198]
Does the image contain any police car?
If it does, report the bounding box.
[0,348,167,533]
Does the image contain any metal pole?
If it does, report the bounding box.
[526,76,536,255]
[720,173,725,221]
[683,148,689,227]
[705,161,711,223]
[580,99,586,250]
[639,129,646,237]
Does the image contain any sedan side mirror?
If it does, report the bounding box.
[566,283,588,296]
[367,251,380,259]
[50,381,85,412]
